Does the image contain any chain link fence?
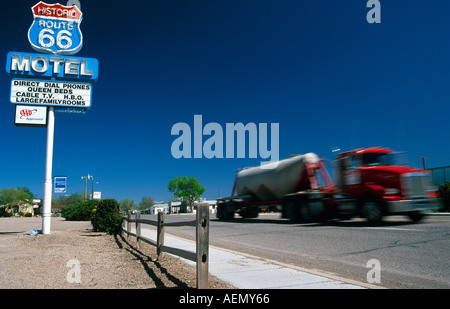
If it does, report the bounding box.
[430,166,450,186]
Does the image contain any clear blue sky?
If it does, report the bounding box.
[1,0,449,203]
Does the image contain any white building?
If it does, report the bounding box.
[149,202,169,214]
[194,200,217,214]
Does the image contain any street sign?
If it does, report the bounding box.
[28,2,83,55]
[14,105,48,127]
[6,51,99,81]
[93,192,101,200]
[54,176,67,193]
[10,78,92,109]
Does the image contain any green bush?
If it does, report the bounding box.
[2,211,13,217]
[61,200,97,221]
[438,182,450,212]
[90,199,123,235]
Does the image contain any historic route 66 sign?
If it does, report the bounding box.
[28,1,83,55]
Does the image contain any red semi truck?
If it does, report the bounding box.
[216,147,439,223]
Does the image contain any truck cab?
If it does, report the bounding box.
[335,147,438,222]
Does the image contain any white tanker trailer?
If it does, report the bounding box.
[233,153,321,201]
[217,147,438,223]
[217,152,334,221]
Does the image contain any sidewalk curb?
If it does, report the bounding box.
[133,226,374,289]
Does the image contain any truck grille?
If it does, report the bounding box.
[401,172,431,198]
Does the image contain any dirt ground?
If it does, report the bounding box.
[0,217,235,289]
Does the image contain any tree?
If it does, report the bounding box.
[52,192,83,205]
[168,176,205,212]
[119,199,136,213]
[0,187,35,205]
[139,196,154,211]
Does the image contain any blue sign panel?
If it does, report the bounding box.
[54,176,67,193]
[28,2,83,55]
[6,51,99,81]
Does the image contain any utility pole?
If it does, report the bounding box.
[419,156,429,169]
[91,174,94,200]
[81,174,92,201]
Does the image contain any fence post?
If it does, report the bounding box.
[121,213,126,237]
[157,211,165,261]
[196,205,209,289]
[135,211,141,248]
[127,212,131,241]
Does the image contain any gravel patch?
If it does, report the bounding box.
[0,217,235,289]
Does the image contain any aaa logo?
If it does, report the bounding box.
[28,1,83,55]
[20,109,35,117]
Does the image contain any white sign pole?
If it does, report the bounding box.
[42,106,55,234]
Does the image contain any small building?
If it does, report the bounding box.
[195,200,217,214]
[0,202,34,217]
[169,201,183,214]
[168,199,217,214]
[149,203,169,214]
[51,204,66,216]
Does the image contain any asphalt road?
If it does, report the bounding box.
[141,213,450,289]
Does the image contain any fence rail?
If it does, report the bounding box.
[122,205,209,289]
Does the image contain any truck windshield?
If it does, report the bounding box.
[361,153,393,166]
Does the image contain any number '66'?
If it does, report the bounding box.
[38,29,72,50]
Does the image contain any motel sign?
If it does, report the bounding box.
[5,1,99,234]
[28,1,84,55]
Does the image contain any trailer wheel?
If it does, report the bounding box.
[361,201,382,224]
[408,211,424,222]
[216,203,225,220]
[217,202,235,220]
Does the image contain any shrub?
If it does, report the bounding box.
[61,200,97,221]
[437,182,450,212]
[2,210,13,217]
[90,199,123,235]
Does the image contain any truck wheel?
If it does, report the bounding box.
[408,211,424,222]
[300,201,324,222]
[285,200,302,222]
[361,201,382,224]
